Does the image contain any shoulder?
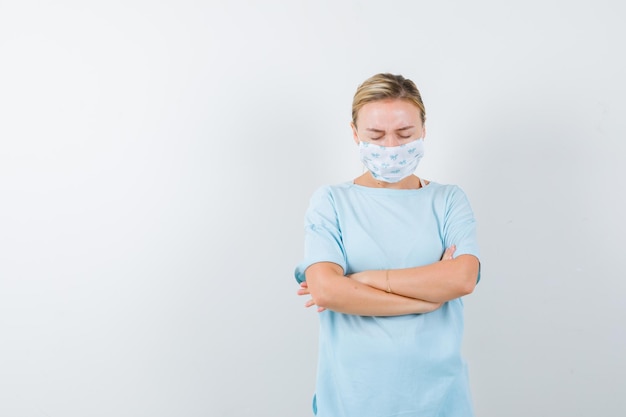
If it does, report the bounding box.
[305,182,354,218]
[308,181,353,202]
[425,181,467,199]
[425,183,476,213]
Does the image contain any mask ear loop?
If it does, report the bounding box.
[355,135,367,175]
[417,135,427,187]
[353,154,368,185]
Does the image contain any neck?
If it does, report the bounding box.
[354,172,422,190]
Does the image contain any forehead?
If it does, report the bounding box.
[357,99,422,127]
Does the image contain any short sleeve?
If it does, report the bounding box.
[294,186,347,283]
[443,186,481,283]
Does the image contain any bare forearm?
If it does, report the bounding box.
[304,263,441,316]
[316,278,439,316]
[354,255,480,303]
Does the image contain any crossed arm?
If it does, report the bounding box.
[297,246,480,317]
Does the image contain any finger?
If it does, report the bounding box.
[304,299,316,308]
[317,307,326,313]
[442,245,456,260]
[298,282,310,295]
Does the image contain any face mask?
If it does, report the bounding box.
[358,138,424,183]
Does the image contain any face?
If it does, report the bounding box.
[351,99,425,147]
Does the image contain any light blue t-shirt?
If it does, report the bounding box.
[295,181,480,417]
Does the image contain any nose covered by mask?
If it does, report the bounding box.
[358,138,425,183]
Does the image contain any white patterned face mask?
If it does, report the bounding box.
[358,138,425,183]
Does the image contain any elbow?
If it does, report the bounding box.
[455,255,480,296]
[309,276,345,309]
[304,262,345,309]
[451,276,475,299]
[308,284,331,308]
[459,277,476,296]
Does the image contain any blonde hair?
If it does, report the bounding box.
[351,73,426,127]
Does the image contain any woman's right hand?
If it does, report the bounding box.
[440,245,456,261]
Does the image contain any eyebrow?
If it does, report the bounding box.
[365,125,415,133]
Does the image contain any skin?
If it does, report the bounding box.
[297,98,480,316]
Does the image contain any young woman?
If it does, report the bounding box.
[295,73,481,417]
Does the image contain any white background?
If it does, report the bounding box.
[1,1,625,416]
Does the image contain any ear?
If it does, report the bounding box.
[350,122,359,145]
[421,124,427,140]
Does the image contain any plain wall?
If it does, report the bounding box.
[1,1,624,416]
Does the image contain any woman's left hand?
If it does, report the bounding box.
[297,282,326,312]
